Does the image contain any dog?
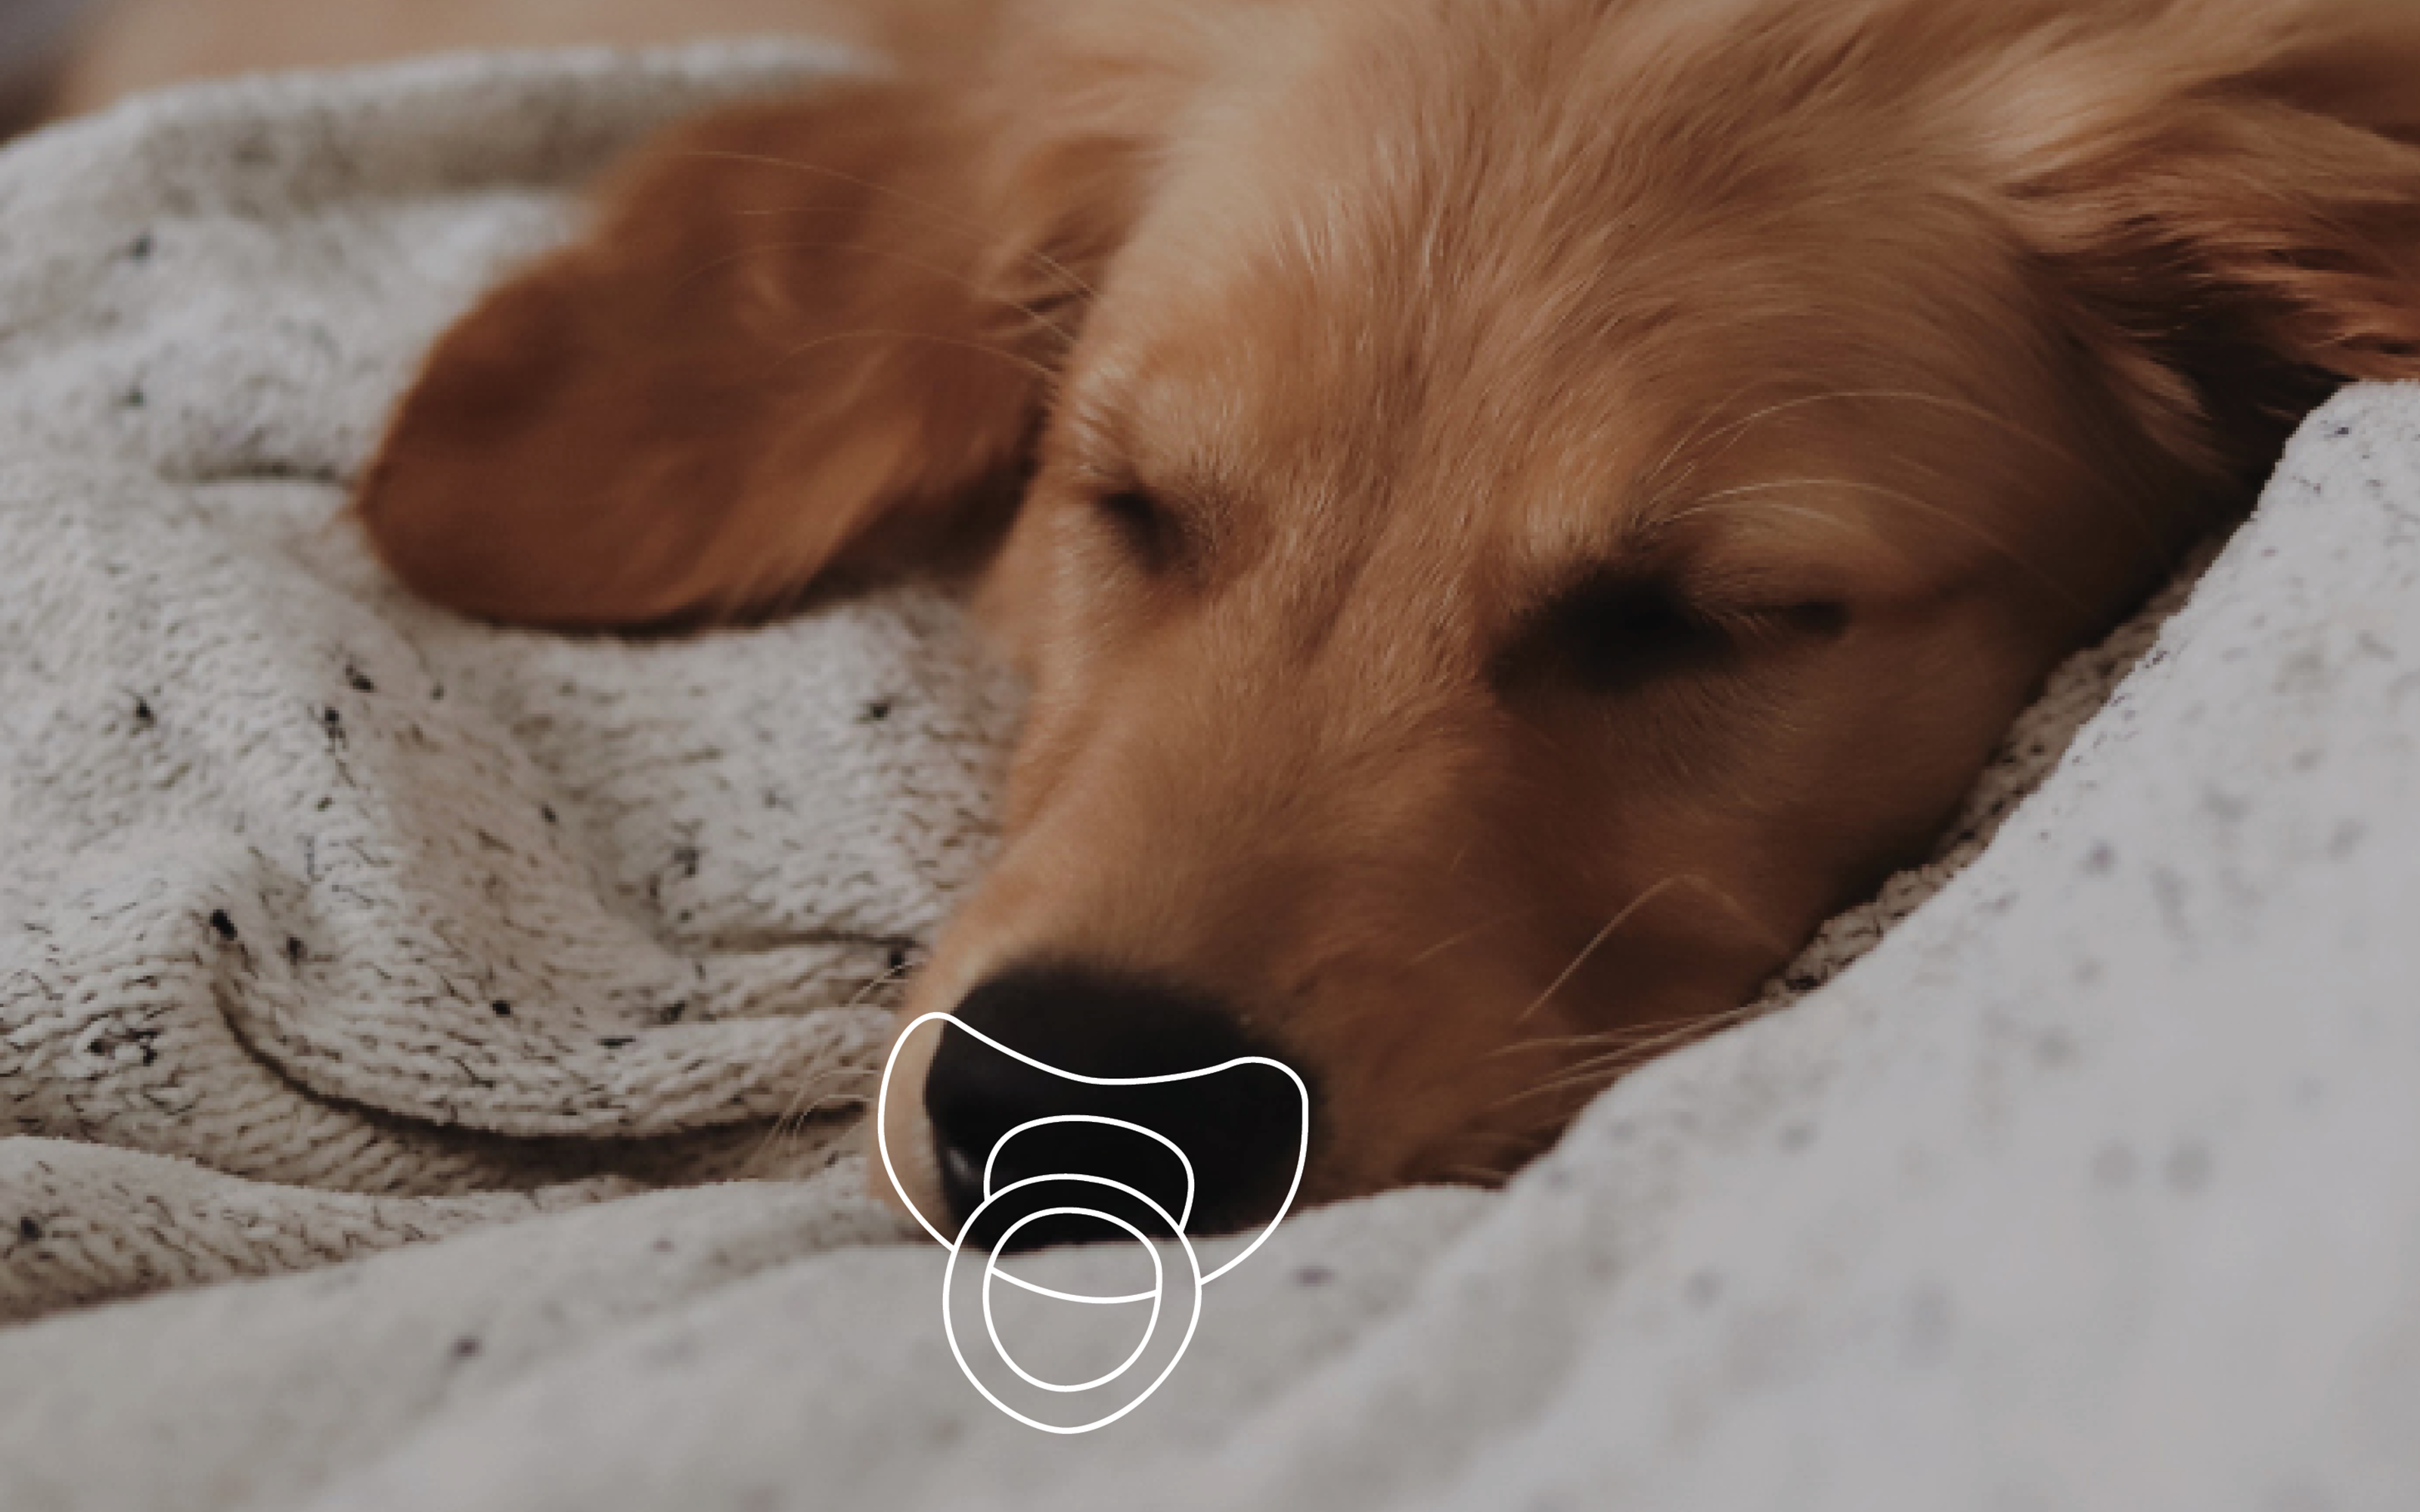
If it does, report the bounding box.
[360,0,2420,1244]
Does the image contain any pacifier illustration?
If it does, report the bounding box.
[878,996,1311,1436]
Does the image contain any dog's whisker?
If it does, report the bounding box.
[1705,388,2097,479]
[1683,476,2093,617]
[1484,1023,1678,1061]
[1494,1047,1673,1105]
[1689,390,1872,476]
[1481,1006,1758,1120]
[1403,908,1532,971]
[1478,1070,1621,1120]
[1643,385,2162,577]
[1669,873,1796,962]
[1566,1026,1699,1069]
[1433,1136,1559,1179]
[1512,873,1703,1025]
[742,1072,870,1176]
[1664,389,1977,485]
[751,1064,872,1148]
[1548,1045,1659,1081]
[1635,375,1773,500]
[1567,1014,1742,1074]
[1656,492,1860,540]
[1482,1032,1627,1061]
[1483,1013,1725,1061]
[746,958,919,1171]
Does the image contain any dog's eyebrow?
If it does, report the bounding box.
[1531,497,1864,620]
[1053,390,1246,536]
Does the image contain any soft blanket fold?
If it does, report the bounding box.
[2,42,2418,1512]
[0,42,1023,1317]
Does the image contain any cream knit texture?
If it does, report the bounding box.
[0,42,1018,1320]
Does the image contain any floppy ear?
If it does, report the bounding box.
[1975,4,2420,486]
[358,73,1146,627]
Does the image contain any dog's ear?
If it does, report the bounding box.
[359,72,1153,627]
[1980,4,2420,480]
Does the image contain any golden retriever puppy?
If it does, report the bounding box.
[361,0,2420,1241]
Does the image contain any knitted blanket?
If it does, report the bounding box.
[2,43,2416,1512]
[0,42,1023,1318]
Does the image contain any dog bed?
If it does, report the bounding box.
[2,43,2415,1512]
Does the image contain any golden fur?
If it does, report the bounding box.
[360,0,2420,1217]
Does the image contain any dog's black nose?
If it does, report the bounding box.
[923,967,1311,1251]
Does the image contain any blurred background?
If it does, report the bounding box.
[0,0,930,137]
[0,0,82,129]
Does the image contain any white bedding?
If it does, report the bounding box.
[2,44,2415,1512]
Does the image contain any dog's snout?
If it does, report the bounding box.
[923,967,1308,1251]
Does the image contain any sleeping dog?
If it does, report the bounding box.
[361,0,2420,1241]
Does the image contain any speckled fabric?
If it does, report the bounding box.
[0,44,1020,1320]
[2,46,2416,1512]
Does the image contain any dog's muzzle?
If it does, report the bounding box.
[917,965,1312,1251]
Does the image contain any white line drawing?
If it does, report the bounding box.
[876,1011,1311,1435]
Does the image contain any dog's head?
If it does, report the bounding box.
[365,0,2420,1236]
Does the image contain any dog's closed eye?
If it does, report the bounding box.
[1505,575,1845,698]
[1094,488,1184,575]
[1546,577,1730,694]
